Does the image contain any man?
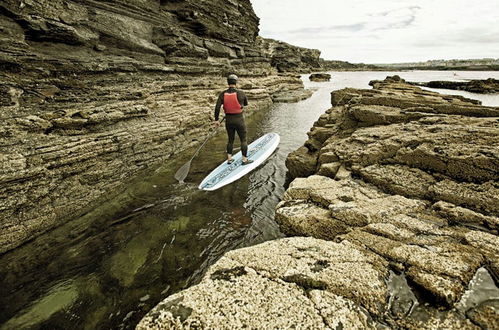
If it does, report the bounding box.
[214,74,253,165]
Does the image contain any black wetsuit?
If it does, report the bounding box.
[214,87,249,156]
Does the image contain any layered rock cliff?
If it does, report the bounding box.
[256,37,322,73]
[0,0,322,253]
[138,76,499,328]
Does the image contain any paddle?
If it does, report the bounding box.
[174,117,225,183]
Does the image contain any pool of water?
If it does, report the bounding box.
[1,71,498,329]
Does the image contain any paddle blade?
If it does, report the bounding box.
[174,160,192,183]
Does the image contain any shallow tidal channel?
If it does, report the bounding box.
[1,71,499,329]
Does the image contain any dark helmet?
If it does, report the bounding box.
[227,74,238,85]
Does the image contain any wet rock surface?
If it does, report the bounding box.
[0,0,322,253]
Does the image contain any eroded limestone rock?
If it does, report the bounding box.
[285,146,318,178]
[137,237,386,329]
[277,77,499,326]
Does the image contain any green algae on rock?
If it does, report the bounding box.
[1,280,79,330]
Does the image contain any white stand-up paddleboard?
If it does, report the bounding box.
[199,133,280,191]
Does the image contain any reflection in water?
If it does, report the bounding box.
[1,71,499,329]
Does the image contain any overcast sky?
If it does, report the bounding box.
[251,0,499,64]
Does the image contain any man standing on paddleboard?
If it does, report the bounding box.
[214,74,254,165]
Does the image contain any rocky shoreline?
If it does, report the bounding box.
[0,0,323,253]
[2,1,498,328]
[138,76,499,329]
[409,78,499,94]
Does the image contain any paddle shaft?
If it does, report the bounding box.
[174,117,225,183]
[190,117,225,161]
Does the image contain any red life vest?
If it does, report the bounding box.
[223,92,242,114]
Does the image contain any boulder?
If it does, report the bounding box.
[137,237,387,329]
[285,146,318,178]
[310,73,331,82]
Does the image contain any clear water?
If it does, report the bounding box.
[1,71,498,330]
